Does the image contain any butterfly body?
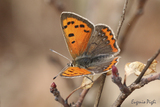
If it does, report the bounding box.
[72,54,109,68]
[60,12,120,78]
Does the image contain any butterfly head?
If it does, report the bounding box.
[67,57,89,68]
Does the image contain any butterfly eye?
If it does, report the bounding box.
[69,62,75,67]
[67,63,73,67]
[71,63,74,67]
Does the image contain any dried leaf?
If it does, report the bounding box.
[81,75,101,89]
[81,70,113,89]
[106,70,112,75]
[125,60,157,77]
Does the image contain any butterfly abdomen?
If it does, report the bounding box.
[74,57,92,68]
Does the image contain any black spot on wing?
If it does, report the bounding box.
[68,33,74,37]
[75,25,79,28]
[67,22,70,25]
[71,21,74,24]
[107,28,110,31]
[68,70,73,72]
[64,21,75,29]
[63,25,67,29]
[84,30,90,33]
[67,21,75,25]
[71,41,75,44]
[80,24,85,28]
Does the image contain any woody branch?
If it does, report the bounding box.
[119,0,147,51]
[111,48,160,107]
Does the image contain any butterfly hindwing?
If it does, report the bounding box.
[61,12,94,59]
[87,57,120,73]
[85,24,120,57]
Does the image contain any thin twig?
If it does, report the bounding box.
[94,74,106,107]
[119,0,147,50]
[116,0,129,39]
[74,89,90,107]
[46,0,65,12]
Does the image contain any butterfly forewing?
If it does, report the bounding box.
[61,12,94,59]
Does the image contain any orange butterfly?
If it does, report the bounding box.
[59,12,120,78]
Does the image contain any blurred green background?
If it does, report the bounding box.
[1,0,160,107]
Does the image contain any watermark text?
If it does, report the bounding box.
[131,99,156,106]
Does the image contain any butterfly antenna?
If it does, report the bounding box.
[50,49,71,62]
[53,65,68,80]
